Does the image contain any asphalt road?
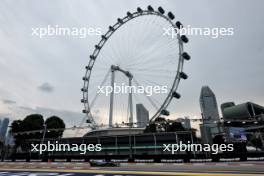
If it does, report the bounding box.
[111,162,264,174]
[1,162,264,175]
[0,172,152,176]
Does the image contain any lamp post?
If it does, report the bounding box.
[129,123,132,161]
[41,124,47,144]
[123,121,135,162]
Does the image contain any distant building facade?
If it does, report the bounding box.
[136,104,149,128]
[200,86,220,123]
[221,102,264,121]
[0,118,9,141]
[220,102,235,117]
[199,86,222,144]
[5,131,14,146]
[200,123,223,144]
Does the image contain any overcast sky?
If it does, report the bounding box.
[0,0,263,134]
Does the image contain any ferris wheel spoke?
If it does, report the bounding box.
[125,17,160,67]
[130,67,176,74]
[137,76,166,88]
[137,72,176,80]
[133,77,159,111]
[90,69,111,108]
[126,51,178,69]
[125,43,177,69]
[134,76,170,103]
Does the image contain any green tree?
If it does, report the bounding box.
[144,118,187,133]
[45,116,65,138]
[154,117,166,123]
[167,122,185,132]
[22,114,44,140]
[10,120,23,146]
[144,123,157,133]
[22,114,44,131]
[10,114,44,151]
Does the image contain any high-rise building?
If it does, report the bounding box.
[222,102,264,120]
[0,118,9,141]
[136,104,149,128]
[220,102,235,117]
[200,86,220,123]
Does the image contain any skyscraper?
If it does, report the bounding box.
[199,86,220,123]
[0,118,10,141]
[136,104,149,128]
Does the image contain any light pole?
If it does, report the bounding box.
[123,122,135,162]
[41,124,47,144]
[129,124,132,161]
[0,138,5,162]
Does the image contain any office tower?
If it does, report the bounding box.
[200,86,220,123]
[220,102,235,117]
[136,104,149,128]
[0,118,9,141]
[176,117,191,129]
[222,102,264,120]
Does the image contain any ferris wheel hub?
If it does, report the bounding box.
[110,65,133,79]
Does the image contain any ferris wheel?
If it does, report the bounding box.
[81,5,191,129]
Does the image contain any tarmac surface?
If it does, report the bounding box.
[1,162,264,175]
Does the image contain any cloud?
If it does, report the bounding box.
[38,82,54,93]
[0,113,11,117]
[18,106,34,111]
[0,0,264,134]
[2,99,16,104]
[15,106,83,127]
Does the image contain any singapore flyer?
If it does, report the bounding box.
[81,6,190,129]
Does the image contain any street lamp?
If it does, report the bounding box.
[41,124,47,144]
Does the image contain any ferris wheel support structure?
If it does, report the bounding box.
[109,65,134,128]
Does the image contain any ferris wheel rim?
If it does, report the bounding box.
[81,6,189,127]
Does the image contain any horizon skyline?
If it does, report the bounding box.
[0,0,263,131]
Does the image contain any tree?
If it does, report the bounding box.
[22,114,44,140]
[45,116,65,138]
[144,118,187,133]
[154,117,166,123]
[10,120,23,147]
[144,123,157,133]
[167,122,185,132]
[10,114,44,152]
[22,114,44,131]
